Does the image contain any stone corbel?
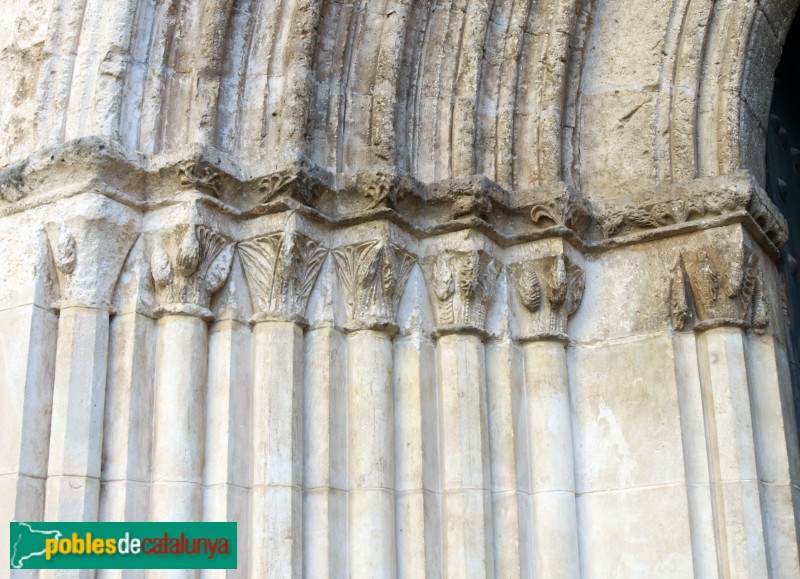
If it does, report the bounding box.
[237,229,328,325]
[670,245,770,333]
[508,254,585,342]
[148,224,235,320]
[332,240,416,332]
[422,249,501,338]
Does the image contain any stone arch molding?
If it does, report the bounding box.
[0,0,795,209]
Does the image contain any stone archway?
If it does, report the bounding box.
[2,1,800,577]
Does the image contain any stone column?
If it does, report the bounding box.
[333,239,415,579]
[302,321,347,579]
[423,249,500,578]
[394,309,440,579]
[671,245,770,577]
[1,227,58,575]
[146,224,234,576]
[238,229,328,579]
[509,254,584,579]
[201,262,252,579]
[42,198,138,579]
[99,241,157,533]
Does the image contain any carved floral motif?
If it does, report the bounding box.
[357,170,404,210]
[597,183,788,248]
[54,224,77,276]
[509,255,585,336]
[253,170,322,213]
[670,245,770,332]
[238,231,328,323]
[423,250,500,331]
[332,240,416,330]
[149,225,234,315]
[178,161,223,197]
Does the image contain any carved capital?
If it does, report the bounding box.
[670,246,770,332]
[238,230,328,324]
[45,197,138,310]
[332,240,416,331]
[149,225,234,319]
[509,255,585,338]
[178,161,222,197]
[422,250,500,335]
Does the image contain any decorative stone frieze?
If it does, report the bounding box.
[670,245,770,333]
[149,224,235,319]
[332,240,416,332]
[237,230,328,324]
[595,172,789,248]
[508,254,585,340]
[422,249,501,337]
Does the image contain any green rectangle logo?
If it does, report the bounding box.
[9,522,237,570]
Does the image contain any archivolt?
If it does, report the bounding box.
[4,0,798,196]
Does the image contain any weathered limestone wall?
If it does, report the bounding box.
[1,0,800,577]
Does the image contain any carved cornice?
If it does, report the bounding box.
[508,255,585,340]
[149,225,235,320]
[332,240,416,332]
[422,250,501,337]
[0,140,789,259]
[670,245,770,333]
[594,172,788,249]
[238,230,328,324]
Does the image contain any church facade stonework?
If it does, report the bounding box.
[1,0,799,577]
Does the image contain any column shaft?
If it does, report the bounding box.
[100,312,157,525]
[1,304,57,574]
[672,332,721,578]
[436,333,492,579]
[148,314,208,579]
[45,306,110,522]
[201,319,252,579]
[303,326,347,579]
[347,329,397,578]
[696,326,769,578]
[394,335,441,579]
[522,340,580,579]
[250,321,303,579]
[43,305,110,579]
[485,339,523,578]
[744,333,800,577]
